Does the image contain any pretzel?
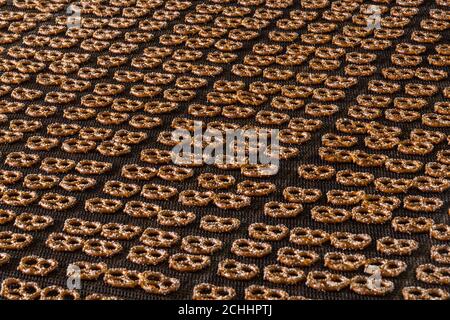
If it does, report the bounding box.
[264,201,303,218]
[306,271,350,292]
[141,184,178,200]
[97,111,129,126]
[1,189,38,206]
[0,170,22,185]
[198,173,235,190]
[158,165,193,182]
[140,228,180,248]
[85,197,123,214]
[325,251,366,272]
[326,190,364,206]
[40,158,76,173]
[157,210,196,227]
[39,193,77,211]
[18,255,58,277]
[392,216,433,234]
[59,175,96,192]
[83,239,123,257]
[75,160,112,175]
[336,170,374,187]
[365,258,407,278]
[431,224,450,241]
[78,127,112,141]
[0,130,23,144]
[46,233,83,252]
[192,283,236,300]
[40,286,80,300]
[103,180,141,198]
[288,118,323,132]
[374,177,412,194]
[248,223,289,242]
[213,193,251,210]
[127,246,168,266]
[217,259,259,281]
[129,115,162,130]
[351,206,392,225]
[139,271,180,295]
[277,247,319,267]
[403,195,443,212]
[413,176,449,193]
[298,164,335,180]
[244,285,289,300]
[1,278,41,300]
[289,226,329,246]
[62,137,96,154]
[22,174,57,191]
[69,261,107,281]
[101,223,142,240]
[169,253,211,272]
[104,268,140,289]
[431,245,450,264]
[424,162,449,179]
[181,235,222,255]
[61,108,93,123]
[336,118,367,134]
[283,187,322,203]
[5,152,40,168]
[330,232,372,250]
[402,287,449,300]
[416,264,450,285]
[188,104,221,117]
[0,209,16,225]
[14,213,53,232]
[231,238,272,258]
[350,276,394,296]
[200,215,240,233]
[123,201,161,218]
[362,196,399,212]
[385,158,422,174]
[397,139,434,156]
[263,264,305,285]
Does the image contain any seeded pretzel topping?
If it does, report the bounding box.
[217,259,259,281]
[192,283,236,300]
[402,287,449,300]
[1,278,41,300]
[18,255,58,277]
